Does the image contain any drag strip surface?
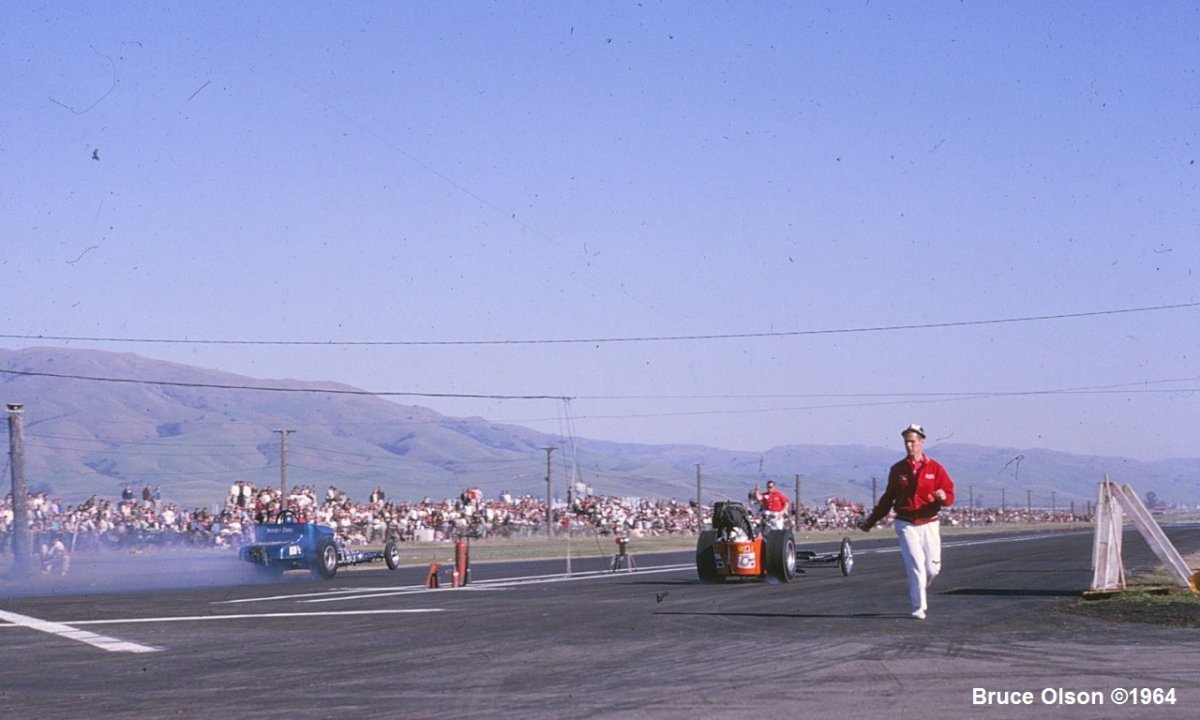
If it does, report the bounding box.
[2,526,1198,719]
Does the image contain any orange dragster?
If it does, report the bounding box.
[696,501,796,582]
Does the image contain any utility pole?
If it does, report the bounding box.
[695,463,702,531]
[7,403,32,577]
[543,447,555,535]
[794,473,802,528]
[274,429,295,499]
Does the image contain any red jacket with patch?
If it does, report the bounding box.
[863,455,955,528]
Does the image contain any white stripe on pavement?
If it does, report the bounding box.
[30,608,446,627]
[0,608,161,653]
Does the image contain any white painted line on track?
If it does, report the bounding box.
[0,608,445,627]
[0,608,161,653]
[209,563,696,605]
[862,530,1089,555]
[471,563,695,587]
[214,585,444,605]
[300,585,474,603]
[299,563,697,603]
[217,586,391,604]
[474,564,695,586]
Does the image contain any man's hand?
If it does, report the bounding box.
[856,518,872,532]
[933,489,947,502]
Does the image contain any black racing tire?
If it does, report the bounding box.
[312,536,339,579]
[696,530,721,583]
[839,536,854,576]
[384,540,401,570]
[766,529,796,582]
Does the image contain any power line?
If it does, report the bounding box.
[0,368,568,401]
[571,376,1200,400]
[1,301,1195,347]
[1,367,1194,413]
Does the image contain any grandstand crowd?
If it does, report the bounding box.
[2,480,1093,563]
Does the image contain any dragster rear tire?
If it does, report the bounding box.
[313,536,339,579]
[696,530,721,583]
[766,529,796,582]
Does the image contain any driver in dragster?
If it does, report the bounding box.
[751,480,790,531]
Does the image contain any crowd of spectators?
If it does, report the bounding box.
[942,505,1090,526]
[1,481,1095,561]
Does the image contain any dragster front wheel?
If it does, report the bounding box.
[384,540,401,570]
[838,536,854,576]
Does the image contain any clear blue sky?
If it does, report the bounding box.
[3,2,1197,461]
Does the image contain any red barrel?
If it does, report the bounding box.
[454,537,469,586]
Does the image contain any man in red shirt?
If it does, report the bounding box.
[858,423,955,620]
[753,480,790,530]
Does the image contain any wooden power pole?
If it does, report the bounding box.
[274,429,295,499]
[543,446,555,535]
[7,403,32,576]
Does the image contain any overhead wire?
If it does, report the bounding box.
[1,301,1195,347]
[1,367,1192,409]
[2,304,1193,473]
[2,303,1195,405]
[0,367,568,401]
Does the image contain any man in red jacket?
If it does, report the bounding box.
[858,423,955,620]
[752,480,790,530]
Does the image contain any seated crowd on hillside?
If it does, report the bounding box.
[1,481,1092,555]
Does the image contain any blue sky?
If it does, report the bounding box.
[3,1,1197,461]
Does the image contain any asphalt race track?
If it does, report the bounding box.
[2,526,1198,720]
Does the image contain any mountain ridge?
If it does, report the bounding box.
[1,346,1195,510]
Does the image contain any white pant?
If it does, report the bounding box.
[895,519,941,613]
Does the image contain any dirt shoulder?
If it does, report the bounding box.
[1060,551,1200,629]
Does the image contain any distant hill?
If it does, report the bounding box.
[1,347,1196,510]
